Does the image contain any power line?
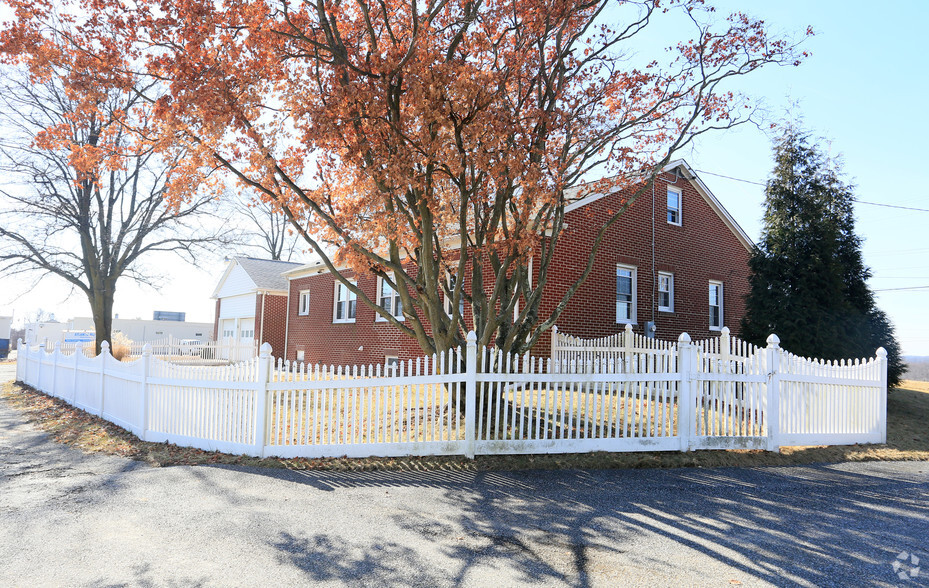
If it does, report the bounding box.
[694,169,929,213]
[873,286,929,292]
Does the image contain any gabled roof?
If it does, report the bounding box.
[563,159,754,251]
[211,257,303,298]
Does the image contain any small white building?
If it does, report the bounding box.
[26,316,213,345]
[0,316,12,359]
[211,257,302,358]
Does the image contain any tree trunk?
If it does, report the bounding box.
[90,283,115,356]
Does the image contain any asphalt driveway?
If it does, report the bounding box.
[1,375,927,587]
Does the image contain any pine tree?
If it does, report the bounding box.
[741,126,904,388]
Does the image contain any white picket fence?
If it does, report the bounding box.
[56,339,257,364]
[14,327,887,459]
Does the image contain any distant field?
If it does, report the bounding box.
[904,358,929,382]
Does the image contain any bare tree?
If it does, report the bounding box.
[0,71,229,353]
[231,189,302,261]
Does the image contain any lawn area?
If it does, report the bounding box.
[1,378,927,472]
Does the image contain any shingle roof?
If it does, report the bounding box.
[235,257,302,291]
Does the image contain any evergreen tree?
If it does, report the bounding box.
[741,126,904,388]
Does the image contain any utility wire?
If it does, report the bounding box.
[873,286,929,292]
[695,169,929,213]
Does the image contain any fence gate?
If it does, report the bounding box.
[687,330,770,450]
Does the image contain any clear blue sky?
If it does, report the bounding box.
[2,0,927,356]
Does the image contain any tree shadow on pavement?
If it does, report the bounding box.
[254,463,929,587]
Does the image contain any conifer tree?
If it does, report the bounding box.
[741,126,904,388]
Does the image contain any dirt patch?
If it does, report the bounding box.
[2,379,927,472]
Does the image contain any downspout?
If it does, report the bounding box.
[651,181,656,328]
[284,282,292,361]
[259,292,267,347]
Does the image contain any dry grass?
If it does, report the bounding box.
[1,378,927,472]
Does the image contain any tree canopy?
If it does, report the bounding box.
[2,0,810,358]
[741,126,904,387]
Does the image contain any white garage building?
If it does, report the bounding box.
[212,257,301,359]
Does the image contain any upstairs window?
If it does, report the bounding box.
[709,281,723,331]
[658,272,674,312]
[667,186,682,225]
[377,279,403,320]
[298,290,311,316]
[616,265,637,324]
[444,273,465,317]
[333,281,357,323]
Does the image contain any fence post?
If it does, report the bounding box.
[550,325,559,365]
[99,341,109,417]
[141,344,152,441]
[37,342,46,392]
[254,342,272,458]
[51,342,60,397]
[765,334,781,452]
[72,343,80,405]
[464,331,477,459]
[876,347,887,444]
[677,333,694,451]
[15,339,23,383]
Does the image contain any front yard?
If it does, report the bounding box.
[1,378,927,472]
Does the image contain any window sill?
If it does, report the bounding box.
[332,319,356,324]
[375,316,405,323]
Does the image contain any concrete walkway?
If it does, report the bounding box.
[1,373,928,586]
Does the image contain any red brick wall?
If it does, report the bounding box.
[284,170,751,364]
[286,271,433,365]
[533,170,750,357]
[254,293,289,359]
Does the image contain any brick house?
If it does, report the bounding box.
[270,160,753,365]
[211,257,301,359]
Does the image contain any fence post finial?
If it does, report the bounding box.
[53,341,61,352]
[876,347,887,358]
[765,334,781,452]
[101,341,110,353]
[260,342,273,358]
[142,343,153,356]
[677,332,691,344]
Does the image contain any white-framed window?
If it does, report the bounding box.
[443,273,465,317]
[240,327,254,339]
[296,349,306,362]
[333,281,357,323]
[658,272,674,312]
[667,186,682,225]
[709,281,723,331]
[298,290,311,316]
[223,328,234,339]
[616,264,637,324]
[385,355,399,375]
[376,278,403,321]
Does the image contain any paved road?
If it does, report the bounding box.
[1,377,927,587]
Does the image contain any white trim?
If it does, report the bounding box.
[615,264,637,325]
[333,281,357,324]
[709,280,723,331]
[666,185,682,226]
[297,290,311,316]
[658,272,674,313]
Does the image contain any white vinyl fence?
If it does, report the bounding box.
[57,339,257,364]
[15,326,887,459]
